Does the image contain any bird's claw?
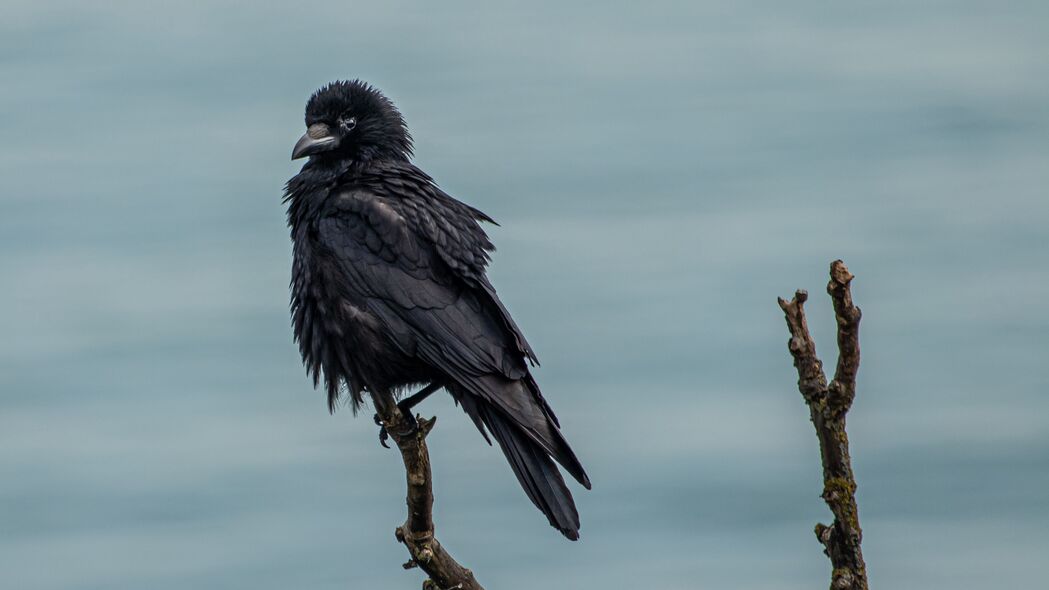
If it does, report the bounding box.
[373,413,391,449]
[373,407,420,448]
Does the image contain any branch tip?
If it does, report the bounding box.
[828,260,853,287]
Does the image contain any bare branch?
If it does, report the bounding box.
[778,260,868,590]
[373,396,485,590]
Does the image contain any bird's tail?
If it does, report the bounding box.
[451,378,590,540]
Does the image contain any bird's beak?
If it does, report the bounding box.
[292,123,338,160]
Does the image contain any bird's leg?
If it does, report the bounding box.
[372,382,443,447]
[395,381,444,434]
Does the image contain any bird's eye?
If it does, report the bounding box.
[341,115,357,131]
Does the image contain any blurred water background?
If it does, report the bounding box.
[2,2,1047,588]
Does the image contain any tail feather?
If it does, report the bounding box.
[475,400,581,539]
[451,381,587,540]
[462,375,591,489]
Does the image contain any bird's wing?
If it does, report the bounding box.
[318,187,527,381]
[318,187,590,491]
[360,163,538,364]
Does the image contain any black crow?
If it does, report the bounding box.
[283,80,591,539]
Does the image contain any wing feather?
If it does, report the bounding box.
[318,189,524,380]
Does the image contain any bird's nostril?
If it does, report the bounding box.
[306,123,330,139]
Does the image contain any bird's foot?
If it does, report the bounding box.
[396,402,420,435]
[373,413,391,449]
[373,407,420,448]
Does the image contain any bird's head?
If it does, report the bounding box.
[292,80,413,162]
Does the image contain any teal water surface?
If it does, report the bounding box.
[2,2,1047,588]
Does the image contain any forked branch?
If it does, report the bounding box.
[778,260,869,590]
